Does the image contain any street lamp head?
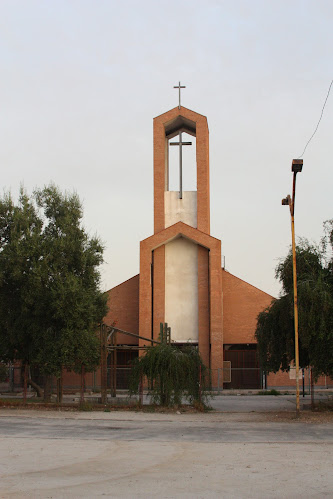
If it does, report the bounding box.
[292,159,303,173]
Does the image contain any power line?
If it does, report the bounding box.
[297,79,333,158]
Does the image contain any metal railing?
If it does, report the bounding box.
[2,366,332,395]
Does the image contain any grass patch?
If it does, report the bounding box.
[192,400,213,412]
[78,401,93,411]
[0,397,46,407]
[312,400,333,412]
[142,405,156,413]
[0,397,214,414]
[257,389,281,396]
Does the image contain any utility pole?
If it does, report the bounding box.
[282,158,303,418]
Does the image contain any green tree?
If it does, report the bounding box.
[0,190,42,368]
[129,342,210,407]
[256,222,333,379]
[0,185,108,399]
[0,363,8,382]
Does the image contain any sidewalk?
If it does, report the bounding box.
[1,390,332,412]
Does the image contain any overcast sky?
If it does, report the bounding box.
[1,0,332,297]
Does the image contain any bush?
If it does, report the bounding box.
[258,389,281,396]
[129,343,210,407]
[78,401,93,411]
[0,363,8,382]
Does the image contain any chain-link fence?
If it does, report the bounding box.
[211,367,263,391]
[0,366,133,393]
[111,367,132,390]
[2,365,331,395]
[0,367,101,393]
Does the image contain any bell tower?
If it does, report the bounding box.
[153,105,210,235]
[139,88,222,374]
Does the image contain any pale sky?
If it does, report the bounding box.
[1,0,332,297]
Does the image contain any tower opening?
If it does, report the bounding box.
[168,133,197,193]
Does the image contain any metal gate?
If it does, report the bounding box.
[223,346,261,389]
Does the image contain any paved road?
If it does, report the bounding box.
[128,393,329,412]
[0,413,332,443]
[210,394,301,412]
[0,410,332,498]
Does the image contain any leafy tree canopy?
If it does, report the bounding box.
[255,220,333,379]
[0,185,107,378]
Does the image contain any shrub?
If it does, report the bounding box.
[129,343,210,407]
[0,363,8,382]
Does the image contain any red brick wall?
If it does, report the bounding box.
[198,246,209,366]
[153,245,165,341]
[267,370,333,388]
[104,275,139,345]
[222,270,273,344]
[62,369,96,388]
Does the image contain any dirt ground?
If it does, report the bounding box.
[0,408,332,498]
[1,404,333,422]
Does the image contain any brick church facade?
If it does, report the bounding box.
[103,104,277,390]
[5,102,331,394]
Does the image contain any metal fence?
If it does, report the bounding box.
[105,367,132,390]
[0,367,101,393]
[2,365,331,395]
[212,367,263,392]
[1,366,133,393]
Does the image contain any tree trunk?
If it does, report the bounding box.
[80,365,85,404]
[139,375,143,406]
[56,373,63,404]
[100,325,107,405]
[310,368,315,409]
[23,364,28,404]
[160,377,167,406]
[43,375,52,402]
[28,378,43,398]
[198,364,202,404]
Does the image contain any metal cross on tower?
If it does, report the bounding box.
[173,81,185,109]
[170,131,192,199]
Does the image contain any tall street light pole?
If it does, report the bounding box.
[282,158,303,418]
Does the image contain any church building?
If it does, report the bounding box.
[104,94,274,390]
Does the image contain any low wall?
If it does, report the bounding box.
[267,370,333,390]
